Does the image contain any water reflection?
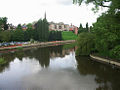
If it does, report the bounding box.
[0,44,120,90]
[76,56,120,90]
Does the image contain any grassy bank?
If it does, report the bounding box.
[62,31,77,40]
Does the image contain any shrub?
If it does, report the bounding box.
[109,45,120,59]
[76,32,95,56]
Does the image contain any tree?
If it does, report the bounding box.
[0,17,8,30]
[74,0,120,59]
[35,18,49,41]
[11,30,24,41]
[78,23,89,33]
[16,24,22,30]
[76,32,95,56]
[0,31,11,42]
[73,0,120,14]
[92,13,120,56]
[85,22,89,32]
[27,23,33,30]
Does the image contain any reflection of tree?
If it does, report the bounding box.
[0,45,76,74]
[32,47,50,68]
[76,56,120,90]
[0,53,16,73]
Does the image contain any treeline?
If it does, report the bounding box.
[76,0,120,60]
[0,17,63,42]
[48,31,62,41]
[78,22,91,34]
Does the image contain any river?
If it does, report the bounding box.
[0,44,120,90]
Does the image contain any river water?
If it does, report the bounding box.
[0,44,120,90]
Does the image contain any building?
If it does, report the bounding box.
[8,24,16,30]
[69,24,78,35]
[49,22,69,31]
[49,22,78,34]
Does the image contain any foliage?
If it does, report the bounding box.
[76,32,95,56]
[35,18,49,41]
[11,30,24,41]
[0,31,11,42]
[48,31,62,41]
[74,0,120,60]
[16,24,22,30]
[92,13,120,57]
[78,23,89,34]
[109,45,120,59]
[62,31,77,40]
[0,17,8,30]
[73,0,120,14]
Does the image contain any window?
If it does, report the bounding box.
[59,26,62,29]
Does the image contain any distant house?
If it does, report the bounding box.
[8,24,16,30]
[49,22,69,31]
[69,24,78,35]
[49,22,78,34]
[22,24,27,30]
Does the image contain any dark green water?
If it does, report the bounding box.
[0,45,120,90]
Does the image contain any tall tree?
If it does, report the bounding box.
[86,22,89,32]
[0,17,8,30]
[35,18,49,41]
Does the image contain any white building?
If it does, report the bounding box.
[49,22,69,31]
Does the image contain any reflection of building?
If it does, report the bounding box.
[50,48,75,58]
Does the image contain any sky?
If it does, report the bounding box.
[0,0,107,27]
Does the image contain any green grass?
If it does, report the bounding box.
[62,31,77,40]
[0,58,7,65]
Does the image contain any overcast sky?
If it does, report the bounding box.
[0,0,107,27]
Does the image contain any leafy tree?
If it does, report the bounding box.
[0,17,8,30]
[92,13,120,56]
[110,45,120,59]
[76,32,95,56]
[48,31,62,41]
[74,0,120,59]
[0,31,11,42]
[11,30,24,41]
[35,18,49,41]
[16,24,22,30]
[73,0,120,14]
[27,23,33,30]
[78,23,89,33]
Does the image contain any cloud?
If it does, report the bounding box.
[57,0,73,5]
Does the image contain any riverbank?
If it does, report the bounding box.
[90,54,120,68]
[0,40,76,51]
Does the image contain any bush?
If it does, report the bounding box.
[76,32,95,56]
[109,45,120,59]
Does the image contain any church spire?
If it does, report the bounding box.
[44,11,46,19]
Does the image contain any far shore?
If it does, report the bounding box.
[0,40,76,51]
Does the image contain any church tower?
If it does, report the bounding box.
[44,12,46,19]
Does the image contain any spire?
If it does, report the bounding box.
[44,11,46,19]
